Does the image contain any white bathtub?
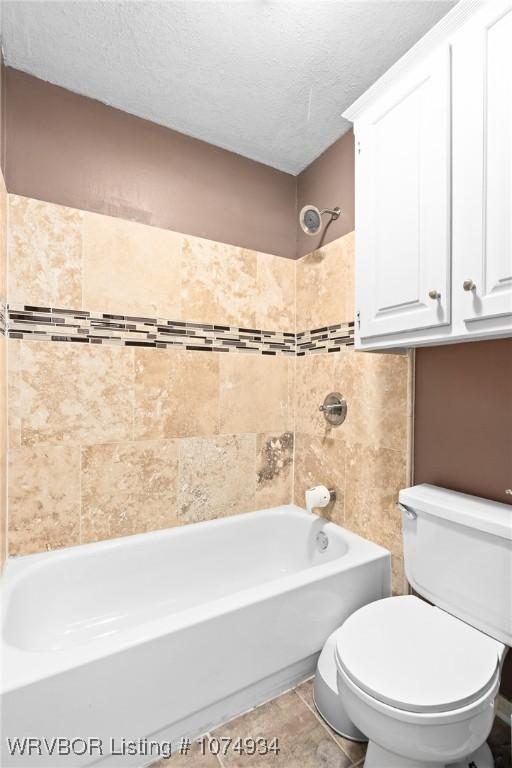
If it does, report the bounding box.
[1,504,391,767]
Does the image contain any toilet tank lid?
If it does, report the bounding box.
[399,485,512,541]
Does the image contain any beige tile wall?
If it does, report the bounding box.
[6,195,296,556]
[7,338,295,555]
[8,195,296,331]
[296,232,354,331]
[6,196,411,587]
[293,233,412,596]
[0,172,6,570]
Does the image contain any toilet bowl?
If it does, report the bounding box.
[314,629,368,742]
[334,596,505,768]
[323,484,512,768]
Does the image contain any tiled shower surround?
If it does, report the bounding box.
[0,173,6,573]
[5,195,411,593]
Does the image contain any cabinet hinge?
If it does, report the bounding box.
[356,310,361,329]
[357,141,361,155]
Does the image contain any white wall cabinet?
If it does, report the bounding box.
[345,0,512,350]
[453,2,512,330]
[356,49,451,340]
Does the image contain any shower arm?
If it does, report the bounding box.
[320,207,341,220]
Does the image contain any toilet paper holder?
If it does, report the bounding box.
[319,392,347,426]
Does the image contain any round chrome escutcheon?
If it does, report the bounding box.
[319,392,347,426]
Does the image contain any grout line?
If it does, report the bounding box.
[496,693,512,724]
[293,685,356,764]
[203,732,226,768]
[130,346,135,444]
[292,356,296,505]
[217,351,222,439]
[290,352,296,505]
[78,444,82,545]
[215,747,227,768]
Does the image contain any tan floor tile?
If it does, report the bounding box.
[488,716,512,768]
[151,687,508,768]
[213,690,351,768]
[294,679,367,765]
[153,738,221,766]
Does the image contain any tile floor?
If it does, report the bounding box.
[154,678,511,767]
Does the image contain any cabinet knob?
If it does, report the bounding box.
[428,289,441,300]
[463,279,476,292]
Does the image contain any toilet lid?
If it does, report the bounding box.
[335,596,500,713]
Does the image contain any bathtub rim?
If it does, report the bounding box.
[1,504,391,694]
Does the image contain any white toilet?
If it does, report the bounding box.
[329,484,511,768]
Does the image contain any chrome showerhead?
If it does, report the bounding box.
[299,204,341,235]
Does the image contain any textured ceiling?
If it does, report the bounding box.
[1,1,456,174]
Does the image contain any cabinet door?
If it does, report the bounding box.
[356,48,451,340]
[453,2,512,326]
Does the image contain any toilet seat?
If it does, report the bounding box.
[335,596,500,714]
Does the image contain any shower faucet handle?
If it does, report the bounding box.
[319,393,347,426]
[319,403,340,412]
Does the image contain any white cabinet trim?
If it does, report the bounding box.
[343,0,484,122]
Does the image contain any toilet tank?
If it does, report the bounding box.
[399,484,512,646]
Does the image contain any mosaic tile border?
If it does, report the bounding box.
[0,301,6,336]
[6,305,354,355]
[296,322,354,354]
[7,304,297,355]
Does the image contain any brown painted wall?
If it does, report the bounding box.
[414,339,512,506]
[4,69,358,260]
[296,131,355,258]
[4,69,297,259]
[415,338,512,699]
[0,57,6,173]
